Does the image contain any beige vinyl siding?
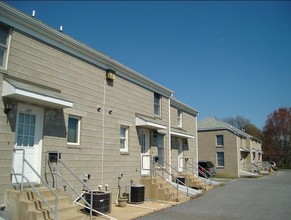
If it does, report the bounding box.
[0,29,172,201]
[170,105,197,173]
[198,130,240,178]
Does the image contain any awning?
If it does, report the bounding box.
[171,131,195,139]
[240,147,250,153]
[135,115,167,129]
[2,78,73,108]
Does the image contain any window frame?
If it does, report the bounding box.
[177,109,183,128]
[120,125,129,153]
[217,152,225,167]
[216,135,224,147]
[67,115,81,146]
[0,23,12,70]
[154,93,161,116]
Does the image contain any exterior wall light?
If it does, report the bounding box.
[106,69,116,80]
[4,103,14,114]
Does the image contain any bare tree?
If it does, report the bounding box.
[223,116,261,139]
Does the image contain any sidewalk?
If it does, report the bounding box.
[79,200,177,220]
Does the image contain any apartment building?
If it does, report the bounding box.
[0,2,199,209]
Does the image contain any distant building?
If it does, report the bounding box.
[198,117,262,178]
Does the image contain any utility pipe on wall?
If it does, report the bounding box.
[101,76,107,186]
[168,93,173,181]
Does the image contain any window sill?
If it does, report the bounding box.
[67,143,81,149]
[216,166,224,169]
[67,145,81,149]
[120,152,129,155]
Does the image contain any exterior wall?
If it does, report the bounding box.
[170,106,197,174]
[0,28,171,202]
[0,73,15,202]
[198,130,240,178]
[251,139,262,163]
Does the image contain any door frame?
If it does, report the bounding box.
[178,139,184,172]
[140,129,150,175]
[12,103,44,184]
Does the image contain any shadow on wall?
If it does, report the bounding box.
[3,102,67,138]
[44,108,66,138]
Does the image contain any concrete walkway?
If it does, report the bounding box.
[79,179,224,220]
[78,200,178,220]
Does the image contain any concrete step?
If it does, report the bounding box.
[20,195,69,211]
[26,204,83,220]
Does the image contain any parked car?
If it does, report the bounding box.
[198,160,216,178]
[269,161,278,170]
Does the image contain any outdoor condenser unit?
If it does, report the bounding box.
[129,185,145,204]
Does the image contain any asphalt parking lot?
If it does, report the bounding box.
[137,170,291,220]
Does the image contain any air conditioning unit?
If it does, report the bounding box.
[129,185,145,204]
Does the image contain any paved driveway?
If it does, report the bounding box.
[137,170,291,220]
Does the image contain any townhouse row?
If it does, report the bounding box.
[0,2,262,211]
[0,2,199,204]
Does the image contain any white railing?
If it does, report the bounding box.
[141,155,194,202]
[46,151,116,220]
[184,158,213,189]
[11,149,58,220]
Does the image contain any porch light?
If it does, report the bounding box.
[4,102,14,114]
[106,69,116,80]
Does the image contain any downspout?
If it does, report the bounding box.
[168,93,173,181]
[195,114,199,176]
[101,76,106,186]
[236,135,241,177]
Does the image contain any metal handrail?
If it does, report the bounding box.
[153,160,190,196]
[11,149,58,220]
[184,158,213,189]
[241,161,268,174]
[141,155,188,202]
[46,151,116,220]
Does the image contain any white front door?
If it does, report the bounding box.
[178,139,184,172]
[12,103,44,184]
[141,129,150,175]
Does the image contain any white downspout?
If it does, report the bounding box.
[101,76,106,186]
[168,93,173,181]
[195,114,199,176]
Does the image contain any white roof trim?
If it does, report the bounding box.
[2,79,73,108]
[135,116,167,129]
[171,131,195,139]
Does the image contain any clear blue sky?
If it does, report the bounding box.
[6,1,291,129]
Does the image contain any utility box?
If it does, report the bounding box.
[130,185,145,204]
[84,191,111,215]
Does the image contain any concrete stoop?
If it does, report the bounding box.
[5,187,85,220]
[182,174,206,189]
[140,177,191,203]
[181,174,214,190]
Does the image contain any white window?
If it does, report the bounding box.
[120,126,129,152]
[154,93,161,116]
[0,23,11,69]
[216,135,224,146]
[217,152,225,167]
[67,115,81,145]
[177,109,182,128]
